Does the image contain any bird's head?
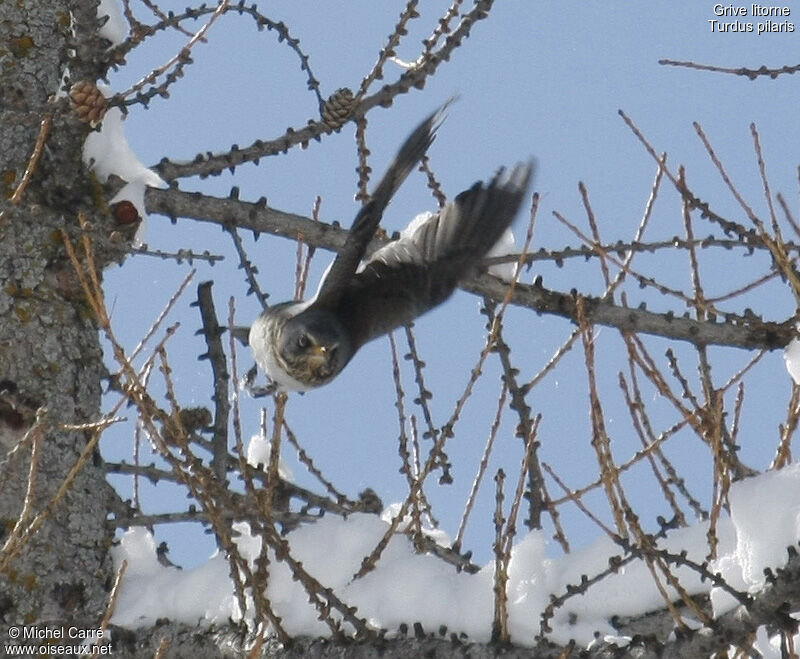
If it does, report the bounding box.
[276,310,351,388]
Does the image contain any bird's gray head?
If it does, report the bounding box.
[275,309,352,388]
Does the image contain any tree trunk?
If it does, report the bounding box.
[0,0,119,629]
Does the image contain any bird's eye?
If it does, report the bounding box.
[297,334,310,349]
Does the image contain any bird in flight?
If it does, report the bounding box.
[249,106,533,391]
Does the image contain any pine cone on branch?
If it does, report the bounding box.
[69,81,108,125]
[321,87,356,130]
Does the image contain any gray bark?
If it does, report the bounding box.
[0,0,119,631]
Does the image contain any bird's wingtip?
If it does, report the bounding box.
[490,160,535,193]
[433,95,459,125]
[514,160,535,189]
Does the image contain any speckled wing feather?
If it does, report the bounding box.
[314,104,447,305]
[331,163,533,351]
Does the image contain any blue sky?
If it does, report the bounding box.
[101,1,800,567]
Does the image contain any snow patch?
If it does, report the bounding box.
[111,527,234,628]
[711,463,800,615]
[111,465,800,649]
[380,502,451,548]
[246,433,294,480]
[82,87,165,242]
[784,336,800,385]
[83,103,163,188]
[98,0,129,47]
[487,228,518,282]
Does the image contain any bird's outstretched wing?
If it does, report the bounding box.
[331,163,533,351]
[315,103,449,305]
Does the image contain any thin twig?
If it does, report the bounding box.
[455,382,507,551]
[115,0,230,103]
[491,469,508,644]
[0,113,53,223]
[226,225,269,309]
[659,58,800,80]
[354,116,371,204]
[357,0,421,98]
[99,560,128,642]
[0,411,47,571]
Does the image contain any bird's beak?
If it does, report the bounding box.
[309,344,337,366]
